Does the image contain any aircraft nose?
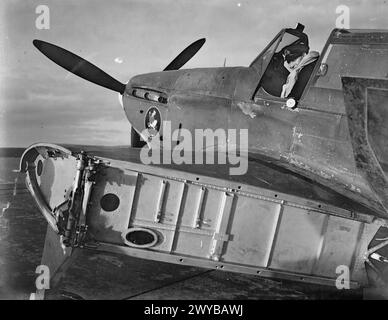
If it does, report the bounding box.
[121,71,182,139]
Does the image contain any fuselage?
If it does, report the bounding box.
[121,28,388,218]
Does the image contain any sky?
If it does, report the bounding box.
[0,0,387,147]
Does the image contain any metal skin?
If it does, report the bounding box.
[122,28,388,219]
[18,143,388,289]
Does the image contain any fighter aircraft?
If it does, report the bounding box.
[20,23,388,292]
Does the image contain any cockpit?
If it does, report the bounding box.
[250,23,319,102]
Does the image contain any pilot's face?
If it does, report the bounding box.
[288,56,304,69]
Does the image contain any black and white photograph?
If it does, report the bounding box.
[1,0,388,305]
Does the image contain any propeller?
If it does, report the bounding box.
[32,39,126,94]
[164,38,206,71]
[32,37,206,93]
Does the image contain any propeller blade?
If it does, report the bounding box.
[164,38,205,71]
[33,39,126,94]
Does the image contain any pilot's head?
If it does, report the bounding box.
[283,44,309,69]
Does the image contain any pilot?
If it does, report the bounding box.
[257,24,319,100]
[280,44,319,99]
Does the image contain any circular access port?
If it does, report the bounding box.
[36,160,43,176]
[122,227,158,248]
[100,193,120,212]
